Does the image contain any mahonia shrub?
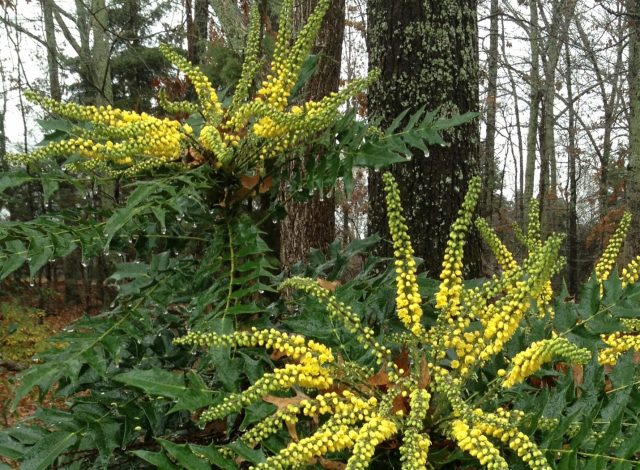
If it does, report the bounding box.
[0,0,475,468]
[173,178,640,470]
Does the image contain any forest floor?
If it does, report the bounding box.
[0,281,99,427]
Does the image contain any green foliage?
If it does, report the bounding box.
[3,0,640,469]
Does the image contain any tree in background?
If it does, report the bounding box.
[367,0,482,277]
[279,0,345,268]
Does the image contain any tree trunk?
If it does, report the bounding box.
[41,0,61,101]
[565,43,578,296]
[367,0,482,278]
[627,0,640,258]
[90,0,113,104]
[194,0,209,63]
[278,0,344,269]
[482,0,499,218]
[524,0,540,220]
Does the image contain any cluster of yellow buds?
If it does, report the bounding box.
[451,419,509,469]
[383,172,424,336]
[159,44,223,122]
[11,92,188,174]
[476,218,518,274]
[500,336,591,388]
[479,234,563,361]
[435,177,482,317]
[621,254,640,288]
[525,199,543,252]
[280,277,393,366]
[598,331,640,365]
[474,420,550,470]
[595,212,631,284]
[346,414,398,470]
[399,389,431,468]
[175,328,334,423]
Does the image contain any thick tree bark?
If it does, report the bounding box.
[627,0,640,258]
[195,0,209,63]
[367,0,482,278]
[279,0,344,269]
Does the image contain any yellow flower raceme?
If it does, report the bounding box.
[598,332,640,365]
[383,172,424,336]
[12,93,187,173]
[476,218,518,274]
[399,389,431,469]
[501,337,591,388]
[451,420,509,469]
[347,414,398,470]
[595,212,632,284]
[436,176,481,318]
[475,421,551,470]
[526,199,542,252]
[159,44,223,122]
[280,277,393,367]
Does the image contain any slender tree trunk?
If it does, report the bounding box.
[524,0,540,221]
[279,0,344,268]
[90,0,113,104]
[539,0,576,227]
[41,0,61,100]
[367,0,482,278]
[194,0,209,63]
[565,44,578,296]
[482,0,499,218]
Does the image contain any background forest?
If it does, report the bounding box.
[1,0,640,469]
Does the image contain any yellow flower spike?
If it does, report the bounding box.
[11,92,186,172]
[450,420,509,470]
[475,421,551,470]
[436,176,481,318]
[230,0,262,112]
[526,199,543,252]
[159,44,224,123]
[158,88,199,115]
[399,389,431,469]
[502,337,591,388]
[280,277,393,366]
[475,218,518,274]
[477,234,564,364]
[346,414,398,470]
[383,172,424,336]
[598,332,640,365]
[595,212,631,285]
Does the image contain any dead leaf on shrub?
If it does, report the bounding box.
[316,278,341,292]
[319,457,347,469]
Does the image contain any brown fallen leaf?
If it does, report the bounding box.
[240,174,260,189]
[418,356,431,390]
[316,278,341,292]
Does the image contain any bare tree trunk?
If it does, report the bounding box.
[538,0,576,227]
[41,0,61,100]
[565,43,578,296]
[524,0,540,220]
[482,0,499,218]
[90,0,112,104]
[279,0,344,268]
